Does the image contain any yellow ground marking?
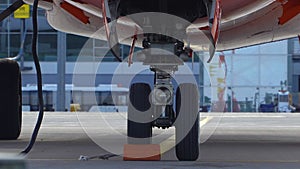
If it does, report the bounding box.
[200,116,213,128]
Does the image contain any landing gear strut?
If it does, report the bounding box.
[127,35,200,161]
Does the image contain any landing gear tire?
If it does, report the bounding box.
[127,83,153,144]
[175,83,199,161]
[0,59,22,140]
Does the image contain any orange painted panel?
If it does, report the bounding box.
[278,0,300,25]
[60,2,90,24]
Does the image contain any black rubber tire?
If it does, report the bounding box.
[127,83,153,144]
[175,83,199,161]
[0,59,22,140]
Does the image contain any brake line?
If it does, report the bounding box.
[21,0,44,154]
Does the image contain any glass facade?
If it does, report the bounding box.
[1,1,59,60]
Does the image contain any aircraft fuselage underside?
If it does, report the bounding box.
[118,0,208,23]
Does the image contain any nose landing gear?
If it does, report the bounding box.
[127,37,200,161]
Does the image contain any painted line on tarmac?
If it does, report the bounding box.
[200,117,213,128]
[160,117,213,154]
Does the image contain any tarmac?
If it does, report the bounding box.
[1,112,300,169]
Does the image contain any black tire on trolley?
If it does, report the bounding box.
[0,59,22,140]
[127,83,153,144]
[175,83,199,161]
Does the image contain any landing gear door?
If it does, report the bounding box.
[186,0,222,63]
[209,0,222,44]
